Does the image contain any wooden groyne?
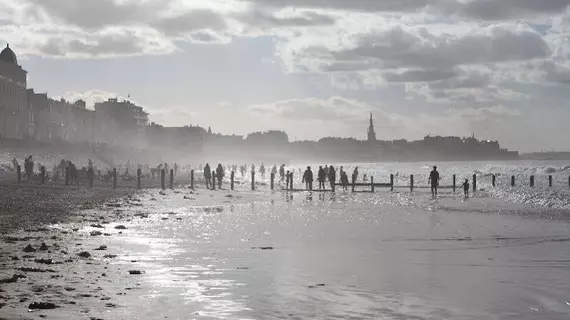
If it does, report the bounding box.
[9,165,570,194]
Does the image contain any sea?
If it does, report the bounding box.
[33,161,570,319]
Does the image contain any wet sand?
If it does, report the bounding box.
[0,181,277,320]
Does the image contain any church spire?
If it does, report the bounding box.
[367,112,376,142]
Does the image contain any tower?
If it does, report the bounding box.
[367,113,376,142]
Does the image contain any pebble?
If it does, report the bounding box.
[128,270,143,275]
[39,243,49,251]
[94,245,108,251]
[28,302,58,310]
[77,251,91,258]
[90,231,103,236]
[23,244,36,252]
[114,225,127,230]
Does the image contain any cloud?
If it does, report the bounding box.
[459,0,570,21]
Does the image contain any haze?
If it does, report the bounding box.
[2,0,570,152]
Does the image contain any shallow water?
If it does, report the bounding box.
[95,184,570,320]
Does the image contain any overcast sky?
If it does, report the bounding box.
[2,0,570,152]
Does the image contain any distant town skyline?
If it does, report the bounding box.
[2,1,570,152]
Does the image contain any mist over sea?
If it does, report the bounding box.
[61,160,570,320]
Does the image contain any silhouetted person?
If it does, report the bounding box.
[318,166,326,190]
[429,166,440,198]
[216,164,224,188]
[259,164,265,178]
[271,165,277,179]
[12,158,18,171]
[462,179,470,197]
[240,165,246,178]
[25,156,34,182]
[324,165,329,182]
[352,167,359,183]
[174,163,179,176]
[328,166,336,191]
[279,165,285,182]
[204,163,212,189]
[285,170,290,188]
[363,174,368,182]
[302,166,313,191]
[341,171,349,191]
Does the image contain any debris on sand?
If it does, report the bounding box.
[225,194,234,198]
[17,267,56,273]
[39,243,49,251]
[90,231,103,236]
[103,254,117,259]
[23,244,36,252]
[34,258,54,265]
[4,236,36,243]
[114,225,127,230]
[106,203,121,208]
[251,246,274,250]
[94,245,107,251]
[159,191,167,195]
[0,274,26,284]
[128,270,143,275]
[90,224,104,229]
[28,302,58,310]
[77,251,91,258]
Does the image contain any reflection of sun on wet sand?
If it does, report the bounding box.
[0,184,277,319]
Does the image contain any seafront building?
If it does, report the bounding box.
[0,44,27,139]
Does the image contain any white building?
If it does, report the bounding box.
[0,44,27,139]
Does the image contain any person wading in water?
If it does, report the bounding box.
[428,166,440,198]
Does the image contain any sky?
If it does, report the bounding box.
[1,0,570,152]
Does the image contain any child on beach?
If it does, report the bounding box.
[462,179,470,197]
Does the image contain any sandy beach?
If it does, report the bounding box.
[1,161,570,319]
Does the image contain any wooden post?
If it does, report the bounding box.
[137,168,141,189]
[472,174,477,192]
[452,174,456,193]
[161,169,165,190]
[351,175,356,193]
[511,175,515,187]
[16,165,21,184]
[390,174,394,192]
[290,173,294,191]
[549,175,553,188]
[492,175,496,187]
[371,176,374,193]
[270,173,275,191]
[231,171,235,191]
[41,166,46,185]
[190,170,194,189]
[112,168,117,190]
[251,170,255,191]
[88,168,93,188]
[410,174,414,192]
[530,175,535,188]
[170,169,174,189]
